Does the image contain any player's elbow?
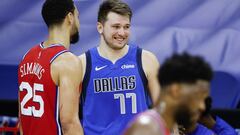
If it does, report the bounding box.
[61,117,81,134]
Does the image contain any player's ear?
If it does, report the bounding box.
[168,83,181,99]
[66,12,74,26]
[97,22,103,34]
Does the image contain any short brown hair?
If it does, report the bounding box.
[98,0,132,24]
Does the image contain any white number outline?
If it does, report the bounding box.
[19,82,44,117]
[114,93,137,114]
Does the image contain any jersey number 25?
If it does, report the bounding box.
[19,82,44,117]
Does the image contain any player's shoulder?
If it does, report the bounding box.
[53,52,82,70]
[141,49,158,60]
[50,52,82,85]
[125,110,161,135]
[78,53,86,61]
[136,109,159,122]
[129,45,157,60]
[60,52,79,62]
[141,49,159,67]
[135,112,156,124]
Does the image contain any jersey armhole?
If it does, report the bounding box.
[81,50,91,104]
[48,50,69,87]
[136,47,148,85]
[79,50,91,120]
[136,47,153,108]
[50,50,69,63]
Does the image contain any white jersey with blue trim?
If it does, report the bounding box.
[80,45,152,135]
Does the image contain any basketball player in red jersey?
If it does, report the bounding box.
[18,0,83,135]
[124,53,213,135]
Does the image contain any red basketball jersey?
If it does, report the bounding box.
[18,43,68,135]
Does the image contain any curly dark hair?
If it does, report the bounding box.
[98,0,132,24]
[158,53,213,87]
[41,0,75,27]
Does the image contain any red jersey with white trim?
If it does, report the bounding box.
[18,43,68,135]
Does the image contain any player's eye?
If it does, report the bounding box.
[124,25,130,30]
[112,25,120,29]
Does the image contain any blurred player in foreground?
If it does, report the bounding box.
[124,53,213,135]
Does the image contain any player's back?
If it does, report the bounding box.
[18,43,68,135]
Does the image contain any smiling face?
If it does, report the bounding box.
[174,80,210,128]
[97,12,130,50]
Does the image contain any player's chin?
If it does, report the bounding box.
[191,113,200,124]
[112,42,127,49]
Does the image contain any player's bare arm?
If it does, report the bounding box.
[78,54,86,81]
[18,98,23,135]
[142,50,160,106]
[51,52,84,135]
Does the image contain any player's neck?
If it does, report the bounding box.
[98,42,129,64]
[45,27,70,49]
[157,99,176,130]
